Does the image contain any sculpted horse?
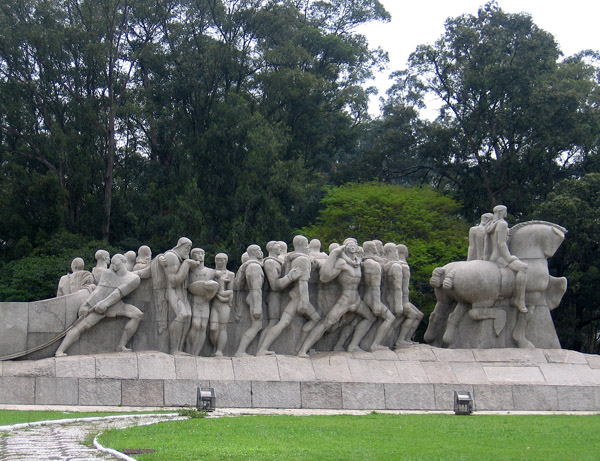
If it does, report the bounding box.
[424,221,567,348]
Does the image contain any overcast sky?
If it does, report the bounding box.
[358,0,600,115]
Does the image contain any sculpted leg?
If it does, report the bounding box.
[371,309,395,351]
[347,303,375,353]
[257,312,294,355]
[55,313,103,357]
[513,308,535,348]
[116,308,143,352]
[512,268,529,313]
[469,307,506,336]
[442,302,465,347]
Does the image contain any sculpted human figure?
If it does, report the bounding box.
[467,213,494,261]
[257,235,318,355]
[185,248,219,356]
[92,250,110,284]
[234,244,266,356]
[486,205,529,313]
[124,251,137,271]
[277,241,288,263]
[55,254,142,357]
[157,237,199,355]
[298,238,375,356]
[57,257,94,297]
[308,239,328,267]
[209,253,234,356]
[132,245,152,279]
[258,241,300,350]
[386,243,423,348]
[361,241,395,351]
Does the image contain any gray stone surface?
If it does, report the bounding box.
[450,362,490,384]
[512,385,558,411]
[174,355,198,379]
[56,355,96,378]
[79,379,122,406]
[252,381,301,408]
[544,349,587,364]
[95,353,138,379]
[434,383,474,411]
[232,356,279,381]
[420,361,457,384]
[122,379,164,406]
[395,347,437,362]
[301,382,342,409]
[342,383,385,410]
[473,384,514,411]
[483,366,545,384]
[29,298,67,333]
[570,365,600,385]
[0,303,30,356]
[556,386,597,411]
[385,383,435,410]
[210,380,252,407]
[137,352,176,380]
[3,358,55,377]
[197,357,235,380]
[35,377,79,405]
[312,354,352,382]
[0,377,35,404]
[277,356,316,381]
[539,364,583,385]
[164,379,209,406]
[586,354,600,369]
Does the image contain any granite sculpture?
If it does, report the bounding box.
[425,205,567,349]
[0,208,569,360]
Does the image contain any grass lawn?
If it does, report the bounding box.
[0,410,164,426]
[98,413,600,460]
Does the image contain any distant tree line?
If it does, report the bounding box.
[0,1,598,351]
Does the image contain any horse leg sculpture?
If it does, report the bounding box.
[513,307,535,348]
[442,302,466,347]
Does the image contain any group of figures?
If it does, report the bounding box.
[52,204,568,357]
[53,235,423,357]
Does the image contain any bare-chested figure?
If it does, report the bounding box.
[132,245,152,279]
[209,253,234,356]
[385,243,423,348]
[361,241,395,351]
[257,235,318,355]
[486,205,528,313]
[92,249,110,284]
[55,254,142,357]
[258,241,300,350]
[57,257,94,297]
[467,213,494,261]
[297,238,375,357]
[157,237,199,355]
[185,248,219,356]
[234,245,265,356]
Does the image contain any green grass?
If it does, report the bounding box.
[0,410,165,426]
[98,413,600,460]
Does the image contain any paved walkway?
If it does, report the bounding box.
[0,414,182,460]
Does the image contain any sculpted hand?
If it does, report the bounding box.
[94,302,108,315]
[251,305,262,320]
[288,267,302,281]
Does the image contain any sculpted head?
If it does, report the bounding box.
[277,241,288,255]
[125,251,137,271]
[384,242,399,261]
[190,248,205,263]
[493,205,507,221]
[373,240,384,256]
[110,254,127,273]
[293,235,309,253]
[247,244,263,261]
[363,241,377,257]
[329,242,340,253]
[71,257,84,272]
[396,244,409,259]
[137,245,151,262]
[309,239,322,252]
[480,213,494,225]
[266,241,281,257]
[174,237,192,259]
[215,253,228,270]
[95,249,110,265]
[241,252,249,264]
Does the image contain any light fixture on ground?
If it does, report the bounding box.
[453,390,473,415]
[197,387,216,412]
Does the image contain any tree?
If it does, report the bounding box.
[373,2,600,220]
[299,182,469,328]
[534,173,600,353]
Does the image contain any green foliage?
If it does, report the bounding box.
[99,413,600,460]
[534,173,600,353]
[0,232,121,301]
[299,182,469,323]
[177,408,208,419]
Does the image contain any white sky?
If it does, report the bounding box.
[358,0,600,116]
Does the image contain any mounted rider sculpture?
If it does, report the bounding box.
[424,205,567,349]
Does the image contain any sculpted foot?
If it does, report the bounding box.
[513,301,529,313]
[214,351,223,357]
[116,346,132,353]
[346,346,365,353]
[172,350,191,356]
[55,352,67,358]
[297,351,309,358]
[394,340,412,350]
[235,352,250,357]
[370,344,389,352]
